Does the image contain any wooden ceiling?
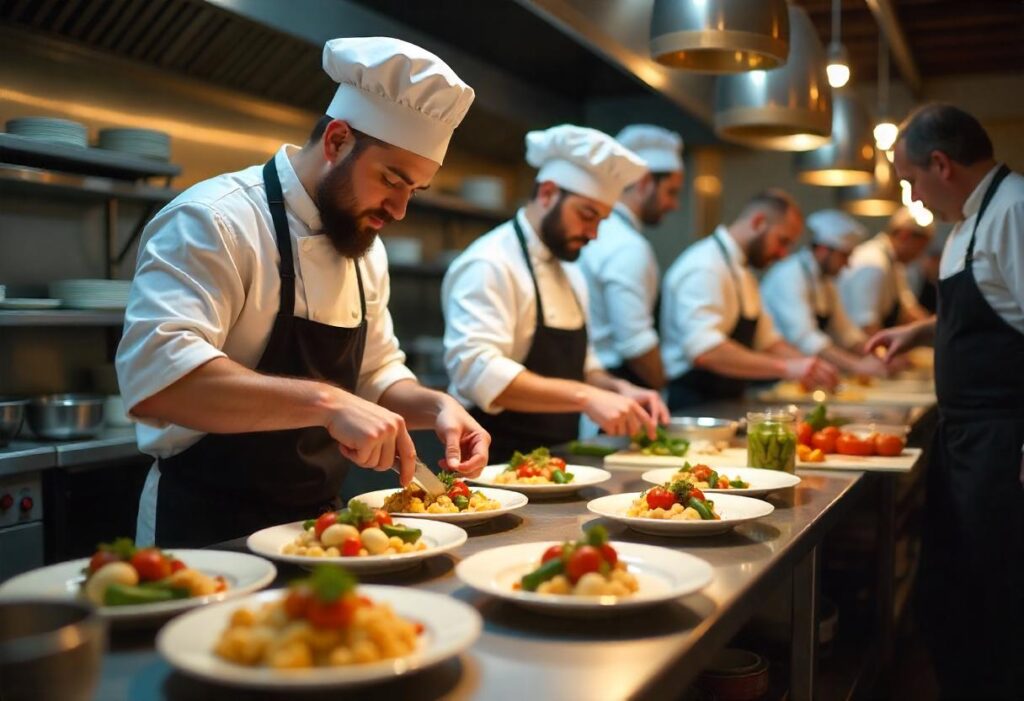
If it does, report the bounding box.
[794,0,1024,84]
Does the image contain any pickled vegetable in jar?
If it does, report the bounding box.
[746,409,797,473]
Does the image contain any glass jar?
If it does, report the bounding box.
[746,409,797,473]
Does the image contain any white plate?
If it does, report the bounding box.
[246,517,467,574]
[157,586,482,690]
[456,541,712,615]
[468,463,611,497]
[587,493,775,537]
[0,298,62,310]
[640,466,801,498]
[0,550,277,623]
[354,487,528,526]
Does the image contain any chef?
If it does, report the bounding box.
[578,124,684,389]
[761,209,888,377]
[661,190,839,410]
[116,37,489,548]
[838,206,934,335]
[868,103,1024,699]
[441,125,669,462]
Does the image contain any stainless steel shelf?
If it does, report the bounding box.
[0,428,140,477]
[0,133,180,180]
[0,309,125,326]
[0,164,180,204]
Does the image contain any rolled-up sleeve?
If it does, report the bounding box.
[829,289,868,350]
[442,259,525,413]
[763,273,831,355]
[672,267,730,361]
[601,245,659,360]
[839,266,885,327]
[116,203,240,425]
[355,251,416,402]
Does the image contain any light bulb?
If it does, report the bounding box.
[910,201,934,227]
[874,121,898,151]
[826,42,850,88]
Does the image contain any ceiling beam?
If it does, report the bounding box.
[863,0,922,96]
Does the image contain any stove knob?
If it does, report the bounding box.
[19,496,33,513]
[0,494,11,510]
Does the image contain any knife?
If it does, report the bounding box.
[391,457,447,499]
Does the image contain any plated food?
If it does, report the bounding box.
[641,466,800,498]
[285,501,425,558]
[666,462,748,490]
[628,479,721,521]
[588,492,774,536]
[514,525,637,597]
[470,456,611,497]
[355,485,527,526]
[494,447,574,485]
[381,471,501,514]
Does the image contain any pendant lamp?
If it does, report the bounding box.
[794,90,875,186]
[825,0,851,88]
[650,0,790,73]
[839,149,901,216]
[714,5,832,151]
[873,32,898,152]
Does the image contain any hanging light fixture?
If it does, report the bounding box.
[714,5,832,151]
[873,31,898,152]
[839,149,901,216]
[649,0,790,73]
[900,181,935,227]
[826,0,851,88]
[794,90,875,186]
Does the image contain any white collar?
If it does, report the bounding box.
[515,208,556,262]
[872,231,897,259]
[800,247,822,278]
[715,225,748,267]
[962,163,1002,220]
[612,201,642,230]
[275,145,322,233]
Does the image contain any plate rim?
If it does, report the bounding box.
[467,463,612,492]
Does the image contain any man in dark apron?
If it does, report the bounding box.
[869,103,1024,699]
[117,37,488,547]
[660,191,840,411]
[761,209,889,379]
[578,124,685,390]
[441,125,669,463]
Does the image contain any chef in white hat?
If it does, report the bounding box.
[441,125,670,462]
[578,125,685,389]
[117,37,488,548]
[838,206,935,335]
[761,209,889,377]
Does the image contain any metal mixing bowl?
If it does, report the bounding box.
[0,599,107,701]
[0,397,28,447]
[26,394,105,440]
[665,416,740,442]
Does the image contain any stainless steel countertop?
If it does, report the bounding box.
[96,464,869,701]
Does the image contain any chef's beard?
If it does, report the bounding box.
[747,229,771,269]
[640,190,664,226]
[315,157,393,259]
[540,193,588,262]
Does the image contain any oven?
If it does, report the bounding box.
[0,471,44,581]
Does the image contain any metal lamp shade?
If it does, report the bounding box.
[794,91,875,186]
[714,5,832,151]
[650,0,790,73]
[839,150,901,216]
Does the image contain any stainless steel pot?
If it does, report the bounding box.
[0,397,28,447]
[26,394,105,440]
[0,599,107,701]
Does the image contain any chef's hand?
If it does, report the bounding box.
[433,396,490,478]
[784,357,840,390]
[865,320,932,363]
[582,386,657,439]
[616,382,671,427]
[325,391,417,484]
[849,353,890,379]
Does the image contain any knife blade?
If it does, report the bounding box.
[391,457,447,498]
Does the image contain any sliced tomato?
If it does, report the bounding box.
[313,511,338,539]
[689,487,706,502]
[645,486,676,510]
[367,509,393,529]
[599,543,618,568]
[341,536,362,557]
[691,464,712,482]
[447,480,472,499]
[516,464,540,478]
[130,548,172,582]
[566,545,603,583]
[541,544,564,563]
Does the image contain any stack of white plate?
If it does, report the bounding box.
[6,117,88,148]
[49,279,132,311]
[97,128,170,161]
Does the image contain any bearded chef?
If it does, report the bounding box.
[116,37,489,548]
[441,125,670,462]
[578,124,684,389]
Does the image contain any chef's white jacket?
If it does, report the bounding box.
[838,232,927,328]
[939,164,1024,334]
[761,248,866,355]
[578,203,660,370]
[116,145,415,544]
[660,227,782,381]
[441,209,602,413]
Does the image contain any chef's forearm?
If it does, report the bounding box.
[693,341,788,380]
[624,347,666,389]
[377,379,450,430]
[130,356,344,433]
[492,371,590,413]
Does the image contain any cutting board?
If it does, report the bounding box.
[604,446,923,474]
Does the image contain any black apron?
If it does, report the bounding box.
[880,241,903,328]
[668,233,759,410]
[799,254,832,331]
[919,164,1024,699]
[153,158,368,548]
[606,208,660,388]
[469,218,588,463]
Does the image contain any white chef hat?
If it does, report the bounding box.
[887,206,936,238]
[526,125,648,207]
[323,37,475,165]
[807,209,867,253]
[615,124,684,174]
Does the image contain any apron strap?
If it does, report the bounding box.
[511,215,584,327]
[966,164,1012,263]
[712,231,748,317]
[799,252,829,317]
[262,157,296,319]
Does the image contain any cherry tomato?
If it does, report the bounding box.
[821,426,840,438]
[169,559,187,574]
[718,478,730,489]
[516,464,540,478]
[314,512,338,539]
[599,543,618,568]
[811,430,837,454]
[549,457,567,470]
[447,480,472,499]
[645,486,676,510]
[874,433,905,457]
[306,596,359,629]
[566,545,603,583]
[88,550,120,574]
[130,548,172,582]
[283,586,311,619]
[689,487,706,502]
[835,433,875,456]
[691,464,712,482]
[797,422,813,447]
[341,536,362,557]
[370,509,393,528]
[541,544,564,563]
